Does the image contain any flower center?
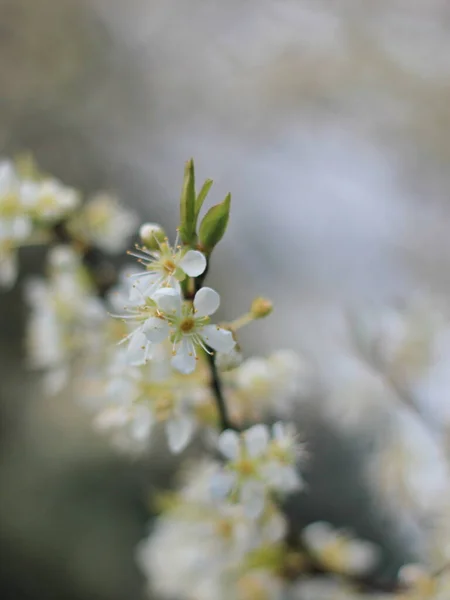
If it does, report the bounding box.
[162,258,176,274]
[0,194,20,218]
[235,458,256,476]
[215,518,234,540]
[180,317,196,333]
[154,394,175,421]
[37,194,58,211]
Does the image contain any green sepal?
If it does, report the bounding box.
[198,193,231,253]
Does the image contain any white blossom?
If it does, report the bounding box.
[69,192,138,253]
[25,246,106,394]
[137,460,287,600]
[128,233,206,296]
[89,344,212,453]
[154,286,235,374]
[211,423,303,518]
[0,161,31,287]
[21,177,79,222]
[301,521,380,577]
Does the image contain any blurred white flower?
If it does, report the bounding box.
[93,347,204,453]
[21,177,79,222]
[211,423,302,518]
[301,521,380,577]
[137,459,287,600]
[227,350,314,422]
[398,564,450,600]
[0,161,31,287]
[25,246,106,394]
[69,192,138,253]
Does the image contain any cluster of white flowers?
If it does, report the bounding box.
[5,157,450,600]
[25,246,107,395]
[0,157,136,287]
[137,460,288,600]
[76,264,308,454]
[0,159,78,286]
[115,237,234,373]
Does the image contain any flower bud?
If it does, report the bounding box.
[139,222,166,249]
[250,297,273,319]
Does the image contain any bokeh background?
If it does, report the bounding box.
[1,0,450,598]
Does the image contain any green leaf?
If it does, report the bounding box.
[198,193,231,253]
[179,159,196,244]
[194,178,213,221]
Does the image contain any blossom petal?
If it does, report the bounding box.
[301,522,334,553]
[244,424,269,458]
[142,317,170,343]
[201,325,235,353]
[171,339,196,374]
[210,470,236,500]
[0,252,18,288]
[131,406,153,441]
[179,250,206,277]
[217,429,240,460]
[129,273,160,303]
[194,287,220,317]
[261,462,302,493]
[166,415,195,453]
[126,330,151,365]
[345,540,380,575]
[241,481,266,519]
[153,287,182,314]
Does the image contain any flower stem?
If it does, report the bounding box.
[190,257,236,432]
[205,348,235,432]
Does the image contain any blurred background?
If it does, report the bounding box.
[1,0,450,598]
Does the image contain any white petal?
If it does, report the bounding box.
[131,406,153,441]
[194,287,220,317]
[217,429,240,460]
[0,253,17,288]
[126,330,151,365]
[201,325,235,353]
[345,540,380,575]
[142,317,169,342]
[153,287,182,314]
[261,462,302,493]
[240,481,266,519]
[179,250,206,277]
[302,522,334,553]
[272,422,286,441]
[166,416,195,453]
[210,471,236,500]
[171,339,196,374]
[129,273,159,303]
[244,424,269,458]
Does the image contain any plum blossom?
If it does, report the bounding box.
[211,423,303,518]
[301,522,380,577]
[137,460,287,600]
[21,177,79,222]
[128,233,206,296]
[93,348,206,453]
[0,161,31,286]
[68,192,138,253]
[25,246,106,394]
[154,286,235,374]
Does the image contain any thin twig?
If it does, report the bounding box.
[205,348,235,432]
